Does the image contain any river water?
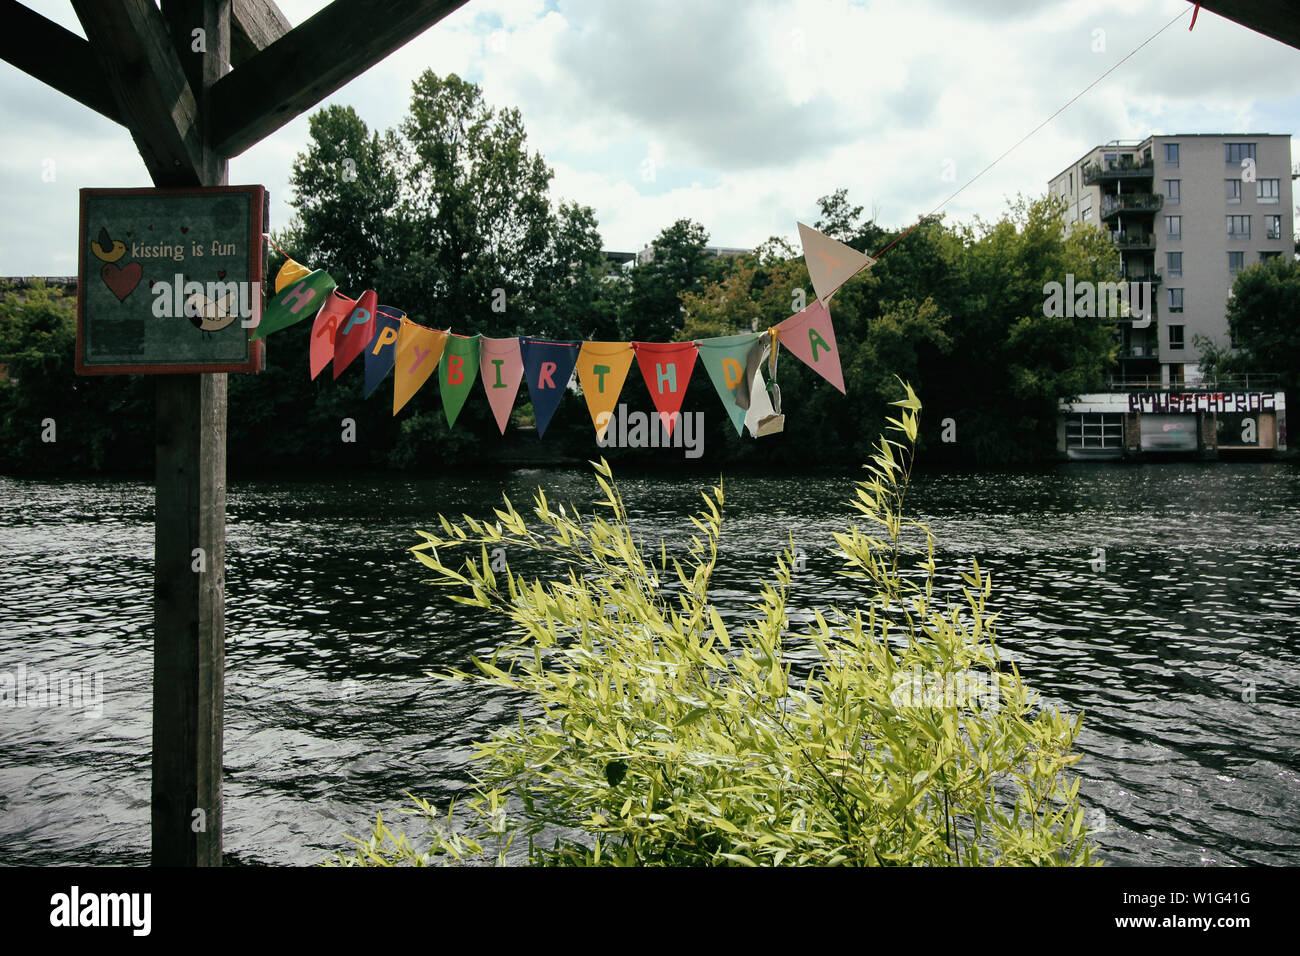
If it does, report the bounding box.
[2,463,1298,866]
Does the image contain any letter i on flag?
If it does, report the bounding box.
[363,306,405,398]
[577,342,634,440]
[776,299,846,393]
[696,332,758,436]
[634,342,697,436]
[309,288,356,379]
[439,333,481,428]
[392,319,448,415]
[333,289,377,379]
[520,338,580,438]
[479,337,524,434]
[797,221,875,304]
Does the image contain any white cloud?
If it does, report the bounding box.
[1,0,1295,274]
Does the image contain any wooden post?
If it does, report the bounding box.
[153,373,227,865]
[150,0,230,866]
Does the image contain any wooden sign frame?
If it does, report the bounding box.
[76,184,266,375]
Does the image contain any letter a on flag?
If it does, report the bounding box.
[776,299,846,394]
[363,306,404,398]
[309,288,355,380]
[479,337,524,435]
[797,221,875,304]
[392,319,448,416]
[635,342,697,436]
[440,333,481,429]
[696,333,758,436]
[333,289,377,379]
[520,338,580,438]
[577,342,634,440]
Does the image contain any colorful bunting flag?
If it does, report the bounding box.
[363,306,405,398]
[777,299,846,394]
[333,289,377,380]
[577,341,635,440]
[252,269,335,341]
[634,341,697,437]
[309,289,355,380]
[520,338,580,438]
[392,319,448,416]
[479,337,525,435]
[274,257,311,293]
[797,221,875,304]
[439,333,482,429]
[695,333,758,437]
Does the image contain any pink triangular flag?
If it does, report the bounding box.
[776,299,846,394]
[797,221,875,304]
[478,336,524,434]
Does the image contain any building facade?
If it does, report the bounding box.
[1049,134,1294,387]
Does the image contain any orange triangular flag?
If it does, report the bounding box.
[797,221,875,304]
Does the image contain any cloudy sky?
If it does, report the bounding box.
[2,0,1297,275]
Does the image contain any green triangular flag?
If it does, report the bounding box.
[439,333,481,428]
[696,332,758,436]
[251,269,335,341]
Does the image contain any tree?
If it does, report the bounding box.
[620,219,719,342]
[1221,256,1300,396]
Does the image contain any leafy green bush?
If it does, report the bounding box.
[330,386,1096,866]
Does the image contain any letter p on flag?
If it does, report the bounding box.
[333,289,378,379]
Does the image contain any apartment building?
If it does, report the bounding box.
[1049,134,1294,386]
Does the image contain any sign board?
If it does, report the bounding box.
[76,185,266,374]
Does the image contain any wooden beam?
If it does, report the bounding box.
[230,0,291,67]
[0,1,123,125]
[210,0,469,157]
[149,0,231,868]
[72,0,205,186]
[1193,1,1300,50]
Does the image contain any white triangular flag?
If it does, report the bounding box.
[797,221,875,304]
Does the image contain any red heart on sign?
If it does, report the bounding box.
[101,261,142,302]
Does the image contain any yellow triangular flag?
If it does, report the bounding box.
[797,221,875,304]
[392,319,448,416]
[274,257,312,293]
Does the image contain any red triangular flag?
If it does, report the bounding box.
[634,342,698,436]
[333,289,377,379]
[309,289,356,380]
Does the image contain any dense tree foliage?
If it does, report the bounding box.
[3,72,1132,475]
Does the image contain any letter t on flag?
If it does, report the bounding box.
[797,221,875,304]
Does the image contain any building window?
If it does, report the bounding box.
[1168,325,1185,350]
[1257,179,1280,203]
[1225,142,1256,164]
[1166,215,1181,238]
[1226,179,1242,203]
[1066,413,1124,450]
[1069,171,1073,192]
[1228,251,1244,275]
[1104,152,1118,170]
[1260,250,1282,262]
[1081,204,1091,222]
[1165,143,1179,167]
[1227,215,1251,239]
[1169,288,1184,313]
[1265,215,1282,239]
[1164,179,1180,204]
[1166,252,1182,276]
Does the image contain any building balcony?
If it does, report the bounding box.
[1083,158,1154,185]
[1110,230,1155,250]
[1100,193,1164,220]
[1118,345,1159,359]
[1117,265,1162,286]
